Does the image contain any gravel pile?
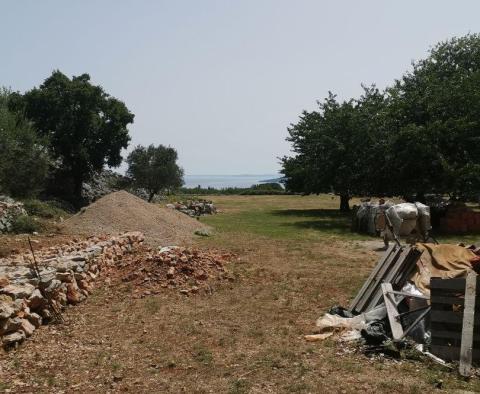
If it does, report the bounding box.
[61,191,209,246]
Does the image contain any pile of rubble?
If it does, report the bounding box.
[166,200,216,217]
[0,196,27,234]
[0,232,144,348]
[310,242,480,376]
[111,245,235,297]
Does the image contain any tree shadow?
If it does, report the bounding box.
[271,209,353,234]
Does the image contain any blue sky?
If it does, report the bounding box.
[2,1,480,174]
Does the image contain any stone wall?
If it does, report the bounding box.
[0,197,27,233]
[0,232,144,348]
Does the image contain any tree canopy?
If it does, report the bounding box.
[126,144,184,202]
[11,71,134,204]
[0,89,49,198]
[282,33,480,209]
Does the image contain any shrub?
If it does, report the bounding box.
[0,88,50,198]
[22,199,69,219]
[10,215,41,234]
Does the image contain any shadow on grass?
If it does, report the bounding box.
[271,209,353,234]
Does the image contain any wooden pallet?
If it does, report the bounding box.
[349,245,423,314]
[430,274,479,371]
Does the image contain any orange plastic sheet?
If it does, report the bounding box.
[410,243,474,296]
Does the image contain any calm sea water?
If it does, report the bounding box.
[184,174,280,189]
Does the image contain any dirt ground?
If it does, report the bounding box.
[0,195,479,393]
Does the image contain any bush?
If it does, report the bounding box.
[10,215,41,234]
[22,199,69,219]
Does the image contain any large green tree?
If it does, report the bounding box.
[283,33,480,206]
[282,88,385,211]
[0,88,49,198]
[11,71,134,204]
[384,34,480,200]
[126,144,184,202]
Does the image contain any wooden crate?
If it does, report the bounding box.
[430,277,480,363]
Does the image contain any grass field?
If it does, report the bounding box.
[1,195,479,393]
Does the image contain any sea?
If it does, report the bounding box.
[183,174,281,189]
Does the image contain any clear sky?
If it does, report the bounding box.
[2,1,480,175]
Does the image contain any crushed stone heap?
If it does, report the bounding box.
[0,232,144,349]
[62,190,209,246]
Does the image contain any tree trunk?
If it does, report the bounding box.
[339,194,350,212]
[415,192,426,204]
[73,177,84,209]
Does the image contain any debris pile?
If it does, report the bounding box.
[166,200,217,217]
[0,232,144,348]
[0,197,27,234]
[111,245,235,297]
[62,191,209,246]
[310,242,479,376]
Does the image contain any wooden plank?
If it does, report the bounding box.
[430,330,480,341]
[430,278,467,291]
[349,244,396,312]
[381,283,404,340]
[391,249,422,286]
[431,345,461,361]
[353,246,402,313]
[430,295,465,305]
[431,345,480,362]
[356,245,402,311]
[430,310,473,324]
[364,246,411,311]
[459,271,477,377]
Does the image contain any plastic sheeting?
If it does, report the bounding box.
[315,305,387,333]
[410,243,475,296]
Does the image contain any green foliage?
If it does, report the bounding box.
[178,183,289,196]
[127,144,184,201]
[10,215,41,234]
[282,33,480,206]
[384,34,480,199]
[11,71,134,204]
[0,88,50,198]
[250,183,284,191]
[22,199,69,219]
[282,87,384,210]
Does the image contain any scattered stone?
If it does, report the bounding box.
[0,276,10,288]
[0,317,23,335]
[2,330,25,346]
[194,228,211,237]
[19,319,35,337]
[27,312,42,328]
[66,282,85,304]
[28,289,46,311]
[167,200,217,217]
[1,284,35,300]
[0,301,14,319]
[167,267,175,279]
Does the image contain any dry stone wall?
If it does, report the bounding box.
[0,197,27,233]
[0,232,144,349]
